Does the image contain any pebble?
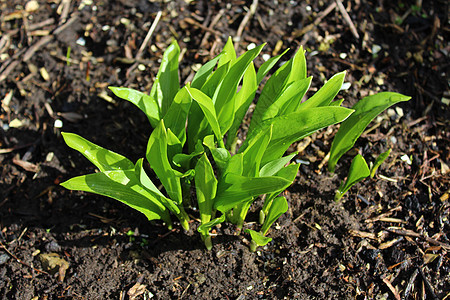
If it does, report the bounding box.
[0,253,10,265]
[45,240,61,252]
[25,0,39,12]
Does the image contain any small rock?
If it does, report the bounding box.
[39,253,69,282]
[25,0,39,12]
[0,253,10,265]
[45,240,61,252]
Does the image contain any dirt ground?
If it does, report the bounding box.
[0,0,449,299]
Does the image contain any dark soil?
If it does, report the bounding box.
[1,0,449,299]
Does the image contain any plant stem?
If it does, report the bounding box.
[177,206,190,231]
[249,240,258,252]
[202,235,213,251]
[234,201,252,229]
[259,210,266,224]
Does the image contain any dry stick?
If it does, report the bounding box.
[0,60,20,82]
[200,9,225,48]
[234,0,259,50]
[53,13,79,35]
[335,0,360,39]
[126,11,162,79]
[419,268,439,300]
[0,18,55,55]
[0,240,50,276]
[404,268,419,299]
[22,35,53,62]
[0,142,37,154]
[295,2,337,46]
[0,14,77,82]
[57,0,72,25]
[386,227,450,250]
[382,277,401,300]
[136,11,162,60]
[23,13,79,62]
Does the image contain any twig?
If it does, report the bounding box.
[53,13,79,35]
[22,13,79,62]
[0,60,20,82]
[335,0,360,39]
[0,240,50,276]
[22,35,52,62]
[293,2,337,38]
[126,11,162,79]
[386,227,450,250]
[135,10,162,60]
[234,0,259,50]
[404,269,419,299]
[183,17,222,35]
[365,206,402,223]
[200,9,225,48]
[419,268,438,300]
[57,0,72,24]
[382,277,401,300]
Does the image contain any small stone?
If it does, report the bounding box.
[25,0,39,12]
[45,240,61,252]
[39,253,69,281]
[54,119,63,128]
[9,119,23,128]
[262,53,271,61]
[138,64,146,71]
[0,253,10,265]
[247,43,256,50]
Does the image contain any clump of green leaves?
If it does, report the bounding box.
[328,93,410,201]
[61,37,408,251]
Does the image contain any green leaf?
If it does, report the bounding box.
[214,174,291,212]
[329,98,345,107]
[226,62,257,151]
[249,58,292,133]
[61,170,171,224]
[262,164,299,219]
[259,153,297,177]
[198,214,226,236]
[370,149,391,178]
[296,71,346,111]
[287,46,307,83]
[245,229,272,249]
[146,120,183,204]
[214,43,265,134]
[203,135,230,174]
[260,77,312,122]
[256,49,289,84]
[135,158,181,215]
[191,54,222,89]
[328,92,411,172]
[335,154,370,201]
[200,61,230,98]
[217,37,236,69]
[61,132,134,172]
[222,152,243,177]
[198,214,226,250]
[163,87,192,145]
[195,153,218,223]
[109,87,160,128]
[135,158,164,197]
[186,62,231,151]
[245,106,354,165]
[185,85,222,142]
[240,125,272,177]
[150,40,180,116]
[261,196,288,234]
[173,139,204,170]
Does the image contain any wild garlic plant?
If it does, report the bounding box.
[61,37,409,251]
